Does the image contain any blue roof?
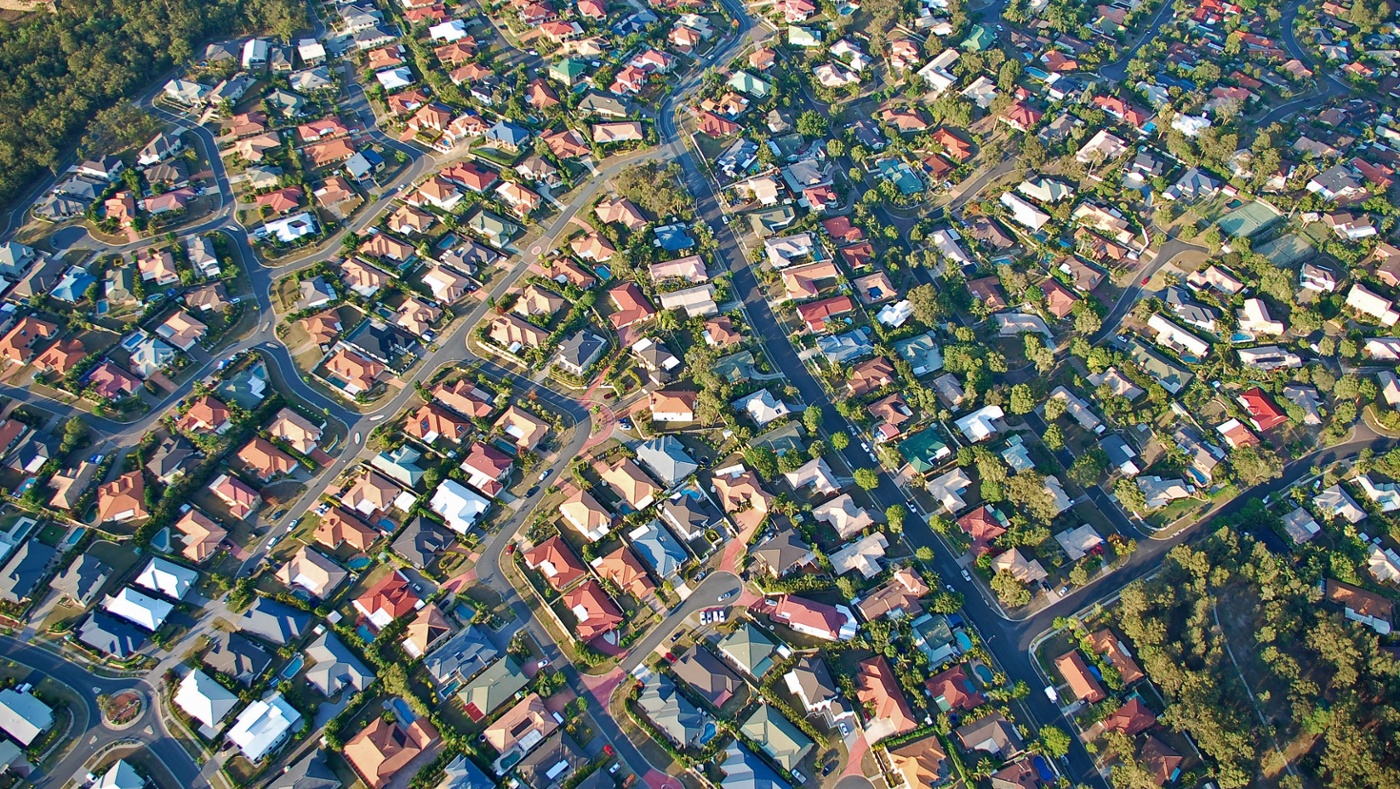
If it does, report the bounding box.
[487,120,531,146]
[53,268,95,302]
[654,224,695,252]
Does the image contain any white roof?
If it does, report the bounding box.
[297,39,326,60]
[1368,546,1400,584]
[1358,474,1400,512]
[999,192,1051,230]
[174,669,239,729]
[430,479,491,534]
[876,300,913,328]
[1317,484,1367,523]
[376,67,414,91]
[95,760,145,789]
[430,19,468,40]
[0,689,52,746]
[1054,524,1103,561]
[103,587,174,631]
[227,693,302,762]
[927,468,972,513]
[733,389,790,426]
[135,556,198,600]
[1076,128,1128,163]
[829,533,888,579]
[954,405,1004,442]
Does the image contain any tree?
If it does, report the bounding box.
[1114,478,1148,514]
[831,431,850,450]
[1069,448,1109,488]
[797,110,828,139]
[991,570,1031,607]
[1229,445,1283,486]
[915,546,935,562]
[1044,424,1064,450]
[1039,725,1072,759]
[745,446,779,479]
[803,405,824,435]
[885,504,906,532]
[931,591,963,613]
[854,468,880,490]
[908,283,945,326]
[59,416,87,455]
[1005,470,1061,525]
[1009,384,1036,414]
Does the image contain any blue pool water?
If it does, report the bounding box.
[594,265,613,281]
[281,655,304,679]
[357,624,377,643]
[348,556,372,571]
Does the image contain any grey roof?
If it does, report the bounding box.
[391,517,454,568]
[750,529,813,577]
[425,624,500,686]
[578,92,628,117]
[78,611,147,658]
[204,631,272,685]
[672,647,741,708]
[237,597,310,646]
[557,331,607,370]
[660,491,722,541]
[147,435,197,479]
[719,741,792,789]
[954,711,1024,757]
[638,673,712,747]
[635,436,699,487]
[268,750,341,789]
[816,329,874,364]
[0,540,57,603]
[52,554,110,606]
[1163,286,1218,327]
[0,689,53,746]
[785,656,842,710]
[304,632,374,697]
[517,732,586,789]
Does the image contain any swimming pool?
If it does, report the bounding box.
[357,624,377,643]
[348,556,372,571]
[281,655,304,679]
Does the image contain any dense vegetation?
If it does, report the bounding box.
[1114,524,1400,789]
[0,0,305,209]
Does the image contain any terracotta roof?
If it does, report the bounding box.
[524,535,587,591]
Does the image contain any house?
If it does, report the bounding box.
[733,389,791,426]
[888,735,950,789]
[673,646,741,708]
[52,554,109,607]
[460,442,513,497]
[103,587,173,631]
[525,536,587,591]
[561,580,622,643]
[228,693,303,762]
[202,632,272,686]
[179,395,232,435]
[1325,580,1393,635]
[769,594,857,641]
[210,473,261,520]
[856,656,919,740]
[315,507,380,552]
[0,541,56,604]
[661,490,722,542]
[592,545,656,599]
[954,405,1005,443]
[98,472,148,523]
[560,490,614,542]
[554,331,607,376]
[485,694,558,765]
[1347,283,1400,325]
[0,689,52,748]
[628,520,689,579]
[1055,650,1106,703]
[303,630,375,704]
[1237,387,1287,432]
[134,556,196,600]
[635,436,698,487]
[637,674,713,749]
[740,704,812,774]
[174,670,238,730]
[429,479,491,534]
[517,733,588,789]
[275,547,346,600]
[954,711,1023,759]
[341,716,434,789]
[78,612,147,659]
[1137,475,1192,509]
[173,509,227,564]
[354,571,421,630]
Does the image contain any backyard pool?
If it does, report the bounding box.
[357,624,377,643]
[348,556,372,571]
[281,655,304,679]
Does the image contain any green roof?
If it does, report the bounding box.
[716,622,778,678]
[458,658,528,720]
[550,58,588,83]
[739,704,813,772]
[962,24,995,51]
[727,70,770,97]
[899,429,949,475]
